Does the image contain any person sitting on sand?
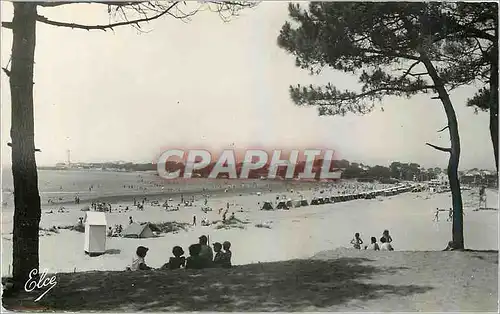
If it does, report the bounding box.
[382,230,393,243]
[107,227,113,237]
[212,242,224,267]
[220,241,232,268]
[379,237,394,251]
[161,246,186,270]
[198,235,213,266]
[127,246,152,271]
[350,232,363,249]
[365,237,380,250]
[185,244,205,269]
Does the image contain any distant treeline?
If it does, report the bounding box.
[39,162,157,172]
[39,159,448,182]
[337,160,442,182]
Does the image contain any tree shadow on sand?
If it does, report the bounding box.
[3,257,432,312]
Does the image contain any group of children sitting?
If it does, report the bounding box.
[126,235,232,271]
[350,229,394,251]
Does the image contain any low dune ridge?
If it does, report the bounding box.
[3,250,497,312]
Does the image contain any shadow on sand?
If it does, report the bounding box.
[3,257,432,312]
[105,249,121,255]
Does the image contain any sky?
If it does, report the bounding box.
[0,1,496,170]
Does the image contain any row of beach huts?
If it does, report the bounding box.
[260,184,415,210]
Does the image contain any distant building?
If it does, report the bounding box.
[460,170,498,187]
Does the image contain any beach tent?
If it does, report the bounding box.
[310,198,320,205]
[122,222,155,238]
[84,211,107,256]
[292,200,302,208]
[261,201,274,211]
[286,199,293,208]
[276,200,289,210]
[300,199,309,206]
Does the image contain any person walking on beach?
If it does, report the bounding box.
[433,208,440,222]
[192,214,197,226]
[479,186,487,208]
[447,208,453,222]
[129,216,133,225]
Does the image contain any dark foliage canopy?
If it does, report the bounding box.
[277,2,497,116]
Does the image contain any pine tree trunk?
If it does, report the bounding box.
[9,3,41,287]
[490,91,498,173]
[489,40,498,173]
[421,55,464,249]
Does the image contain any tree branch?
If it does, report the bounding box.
[426,142,451,153]
[437,125,449,133]
[397,60,424,82]
[7,142,41,152]
[363,48,421,61]
[36,1,179,31]
[2,67,11,77]
[37,1,139,7]
[352,85,436,100]
[1,21,13,29]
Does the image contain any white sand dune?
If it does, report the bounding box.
[1,186,498,276]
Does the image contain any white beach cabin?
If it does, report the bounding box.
[84,211,107,256]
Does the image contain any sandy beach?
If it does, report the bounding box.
[1,170,498,276]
